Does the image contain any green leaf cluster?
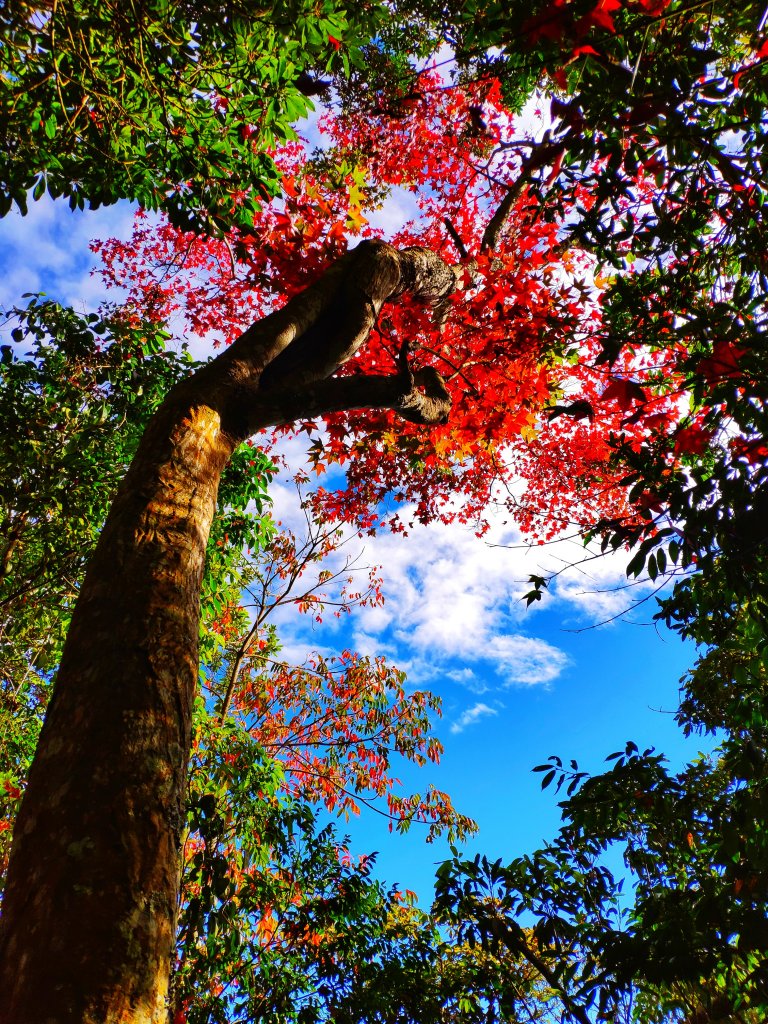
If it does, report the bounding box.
[0,0,385,232]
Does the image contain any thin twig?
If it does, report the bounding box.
[443,217,469,259]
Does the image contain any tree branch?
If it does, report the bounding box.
[443,217,470,259]
[481,140,566,251]
[482,182,526,252]
[488,917,593,1024]
[220,240,460,396]
[234,366,451,439]
[198,239,460,439]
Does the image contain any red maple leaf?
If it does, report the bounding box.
[97,69,652,545]
[633,0,671,13]
[697,340,745,384]
[730,436,768,465]
[674,424,712,456]
[523,8,570,44]
[601,377,648,410]
[585,0,622,33]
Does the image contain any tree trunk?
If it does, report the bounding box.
[0,241,455,1023]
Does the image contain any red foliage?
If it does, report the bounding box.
[730,436,768,465]
[583,0,622,34]
[674,423,713,456]
[697,340,745,385]
[96,70,664,542]
[228,649,466,837]
[632,0,672,13]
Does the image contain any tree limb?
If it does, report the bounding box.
[481,140,566,251]
[235,365,452,439]
[222,240,460,393]
[443,217,469,259]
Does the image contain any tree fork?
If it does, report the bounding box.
[0,241,454,1023]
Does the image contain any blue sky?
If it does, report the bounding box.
[0,194,707,907]
[265,463,700,900]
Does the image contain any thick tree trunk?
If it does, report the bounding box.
[0,241,455,1023]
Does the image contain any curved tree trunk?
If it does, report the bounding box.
[0,241,455,1023]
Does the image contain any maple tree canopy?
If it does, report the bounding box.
[98,72,650,543]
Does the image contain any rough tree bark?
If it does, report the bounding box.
[0,241,456,1024]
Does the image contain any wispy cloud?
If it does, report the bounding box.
[261,460,661,702]
[262,479,568,694]
[450,702,498,734]
[0,195,136,314]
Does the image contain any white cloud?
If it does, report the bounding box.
[365,186,421,237]
[450,702,498,734]
[257,475,572,693]
[254,456,661,703]
[0,195,136,314]
[488,634,568,685]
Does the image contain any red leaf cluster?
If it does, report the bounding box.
[97,71,652,541]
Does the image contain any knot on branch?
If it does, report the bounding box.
[396,247,461,327]
[397,364,452,425]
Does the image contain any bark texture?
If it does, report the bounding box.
[0,241,455,1023]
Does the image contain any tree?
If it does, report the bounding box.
[104,0,768,1018]
[424,1,768,1018]
[0,301,473,1021]
[0,233,476,1021]
[2,0,768,1019]
[435,689,768,1022]
[0,301,196,878]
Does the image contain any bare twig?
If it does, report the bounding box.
[443,217,469,259]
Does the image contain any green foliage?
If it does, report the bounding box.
[506,0,768,643]
[0,298,275,873]
[0,299,187,867]
[434,638,768,1020]
[0,0,384,231]
[174,700,396,1024]
[334,901,569,1024]
[0,298,187,677]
